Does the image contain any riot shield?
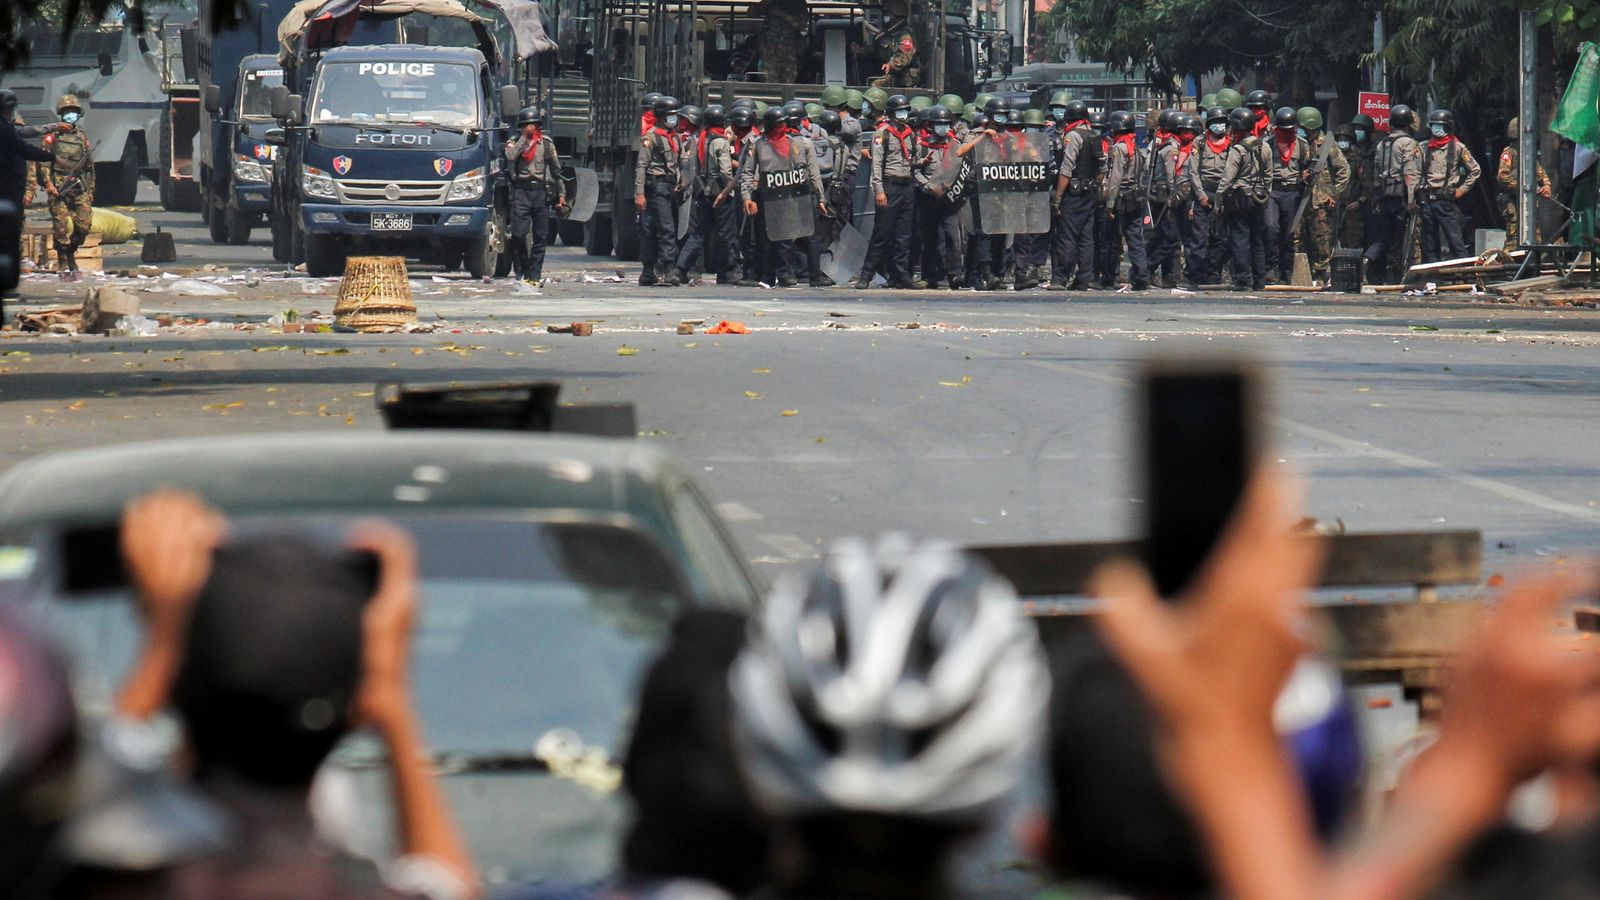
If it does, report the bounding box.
[755,140,816,243]
[565,167,599,223]
[973,132,1050,235]
[921,143,967,203]
[1017,132,1054,235]
[821,221,869,284]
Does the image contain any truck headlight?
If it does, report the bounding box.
[302,165,336,199]
[233,154,268,184]
[445,167,485,201]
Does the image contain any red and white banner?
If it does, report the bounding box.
[1358,92,1390,132]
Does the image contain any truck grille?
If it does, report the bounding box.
[334,178,449,205]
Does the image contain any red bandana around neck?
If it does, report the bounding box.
[652,125,679,153]
[885,123,913,158]
[1275,132,1296,164]
[1428,134,1456,151]
[1206,133,1231,154]
[519,127,543,162]
[640,111,654,134]
[1113,132,1137,156]
[1175,135,1196,167]
[698,125,724,165]
[767,126,791,156]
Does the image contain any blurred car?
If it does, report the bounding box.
[0,430,761,891]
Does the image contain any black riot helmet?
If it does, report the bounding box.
[886,94,911,114]
[1427,108,1455,134]
[818,109,842,134]
[653,95,681,117]
[730,97,756,111]
[781,99,805,125]
[1227,107,1255,133]
[1088,109,1108,132]
[983,96,1008,116]
[924,104,953,126]
[1062,99,1089,123]
[1245,89,1271,110]
[1175,113,1199,133]
[642,91,662,111]
[704,103,727,128]
[516,106,544,127]
[729,105,755,129]
[1272,106,1296,129]
[679,104,703,128]
[1389,104,1415,130]
[0,89,16,118]
[1108,110,1135,133]
[1205,105,1229,125]
[1156,109,1178,131]
[762,106,785,130]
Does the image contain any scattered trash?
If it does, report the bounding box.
[616,345,640,356]
[707,320,750,334]
[111,314,159,337]
[547,322,593,336]
[167,278,233,296]
[677,322,696,334]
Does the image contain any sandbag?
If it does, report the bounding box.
[90,208,139,243]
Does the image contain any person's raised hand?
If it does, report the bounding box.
[120,490,226,640]
[346,520,420,729]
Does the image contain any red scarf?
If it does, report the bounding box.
[518,126,543,162]
[1100,136,1110,154]
[1113,132,1137,157]
[652,126,679,153]
[884,122,913,160]
[1064,118,1088,132]
[1175,133,1196,169]
[1275,131,1296,164]
[698,125,724,165]
[1252,108,1268,138]
[918,131,948,149]
[1427,135,1456,151]
[767,124,790,157]
[640,111,654,135]
[1206,133,1231,155]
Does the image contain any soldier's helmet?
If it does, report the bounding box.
[803,101,822,119]
[1350,114,1374,131]
[819,109,842,134]
[641,91,662,111]
[924,105,953,126]
[820,84,848,109]
[1214,87,1242,109]
[983,96,1008,116]
[730,97,756,111]
[752,99,769,116]
[1506,116,1519,138]
[1333,123,1355,141]
[1088,110,1108,132]
[781,99,806,125]
[1021,109,1046,128]
[57,94,84,115]
[886,94,911,113]
[1155,109,1176,131]
[1200,92,1217,109]
[940,93,964,114]
[1205,105,1230,125]
[1388,104,1414,130]
[1175,113,1199,132]
[1048,90,1070,110]
[1295,106,1323,131]
[1108,110,1135,133]
[909,95,933,111]
[1272,106,1297,129]
[1063,99,1089,122]
[1427,108,1455,133]
[973,92,994,110]
[704,104,727,127]
[845,89,865,111]
[516,106,543,127]
[962,103,977,124]
[652,95,681,116]
[1227,107,1255,132]
[762,106,785,130]
[729,106,755,128]
[1245,89,1272,110]
[679,105,704,128]
[863,87,889,114]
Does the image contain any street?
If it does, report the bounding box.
[7,185,1600,577]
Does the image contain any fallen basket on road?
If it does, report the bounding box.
[333,256,417,332]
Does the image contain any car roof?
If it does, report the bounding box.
[0,432,684,529]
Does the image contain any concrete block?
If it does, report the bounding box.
[81,285,141,334]
[1291,252,1313,286]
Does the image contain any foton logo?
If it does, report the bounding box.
[433,158,453,176]
[332,156,352,175]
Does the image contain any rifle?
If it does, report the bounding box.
[1288,136,1334,235]
[1400,204,1418,277]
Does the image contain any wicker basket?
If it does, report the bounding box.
[334,256,416,332]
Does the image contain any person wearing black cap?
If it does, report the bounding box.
[103,492,478,900]
[506,107,568,287]
[635,96,683,286]
[1,90,59,299]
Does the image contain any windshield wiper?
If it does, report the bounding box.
[406,122,473,134]
[319,120,392,132]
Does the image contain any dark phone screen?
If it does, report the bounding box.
[1141,367,1255,599]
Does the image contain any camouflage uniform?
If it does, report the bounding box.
[1496,145,1551,247]
[1340,142,1373,250]
[44,123,95,271]
[1300,132,1351,280]
[757,0,809,84]
[870,34,920,89]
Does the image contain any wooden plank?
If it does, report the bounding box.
[970,530,1481,598]
[1320,602,1484,662]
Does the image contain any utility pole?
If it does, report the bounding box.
[1372,12,1386,93]
[1518,9,1537,245]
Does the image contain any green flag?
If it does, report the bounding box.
[1553,41,1600,151]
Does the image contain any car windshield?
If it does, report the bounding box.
[310,61,479,126]
[238,65,284,118]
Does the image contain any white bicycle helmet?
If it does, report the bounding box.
[730,535,1047,826]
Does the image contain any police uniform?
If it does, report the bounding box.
[809,125,855,286]
[677,125,741,284]
[1364,130,1422,282]
[739,129,824,285]
[858,120,917,288]
[913,131,969,288]
[1265,132,1311,281]
[1420,136,1481,262]
[634,122,681,285]
[505,124,566,283]
[1301,131,1351,282]
[1050,122,1102,290]
[1102,134,1149,289]
[1218,133,1270,290]
[43,99,95,274]
[1497,142,1551,247]
[737,129,767,284]
[1187,133,1231,283]
[1148,139,1187,288]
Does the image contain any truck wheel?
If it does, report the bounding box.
[558,220,585,246]
[584,214,612,256]
[94,146,141,206]
[225,205,253,245]
[305,235,345,277]
[208,197,229,245]
[465,212,504,279]
[289,214,306,266]
[271,217,289,262]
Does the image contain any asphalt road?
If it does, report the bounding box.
[7,184,1600,578]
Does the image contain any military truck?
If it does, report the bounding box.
[156,16,202,212]
[202,55,284,244]
[0,14,169,206]
[267,0,522,277]
[578,0,1011,259]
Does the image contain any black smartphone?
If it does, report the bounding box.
[1140,361,1259,599]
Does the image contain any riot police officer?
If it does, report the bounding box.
[1187,106,1233,285]
[913,104,972,289]
[673,104,740,285]
[1364,103,1422,282]
[505,107,568,286]
[1218,107,1269,291]
[1419,108,1481,262]
[1245,90,1272,138]
[856,93,917,289]
[635,95,682,286]
[808,109,855,287]
[44,95,95,279]
[1102,109,1149,291]
[1265,106,1310,283]
[1048,99,1100,290]
[741,106,824,287]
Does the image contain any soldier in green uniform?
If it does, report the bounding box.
[1497,117,1552,248]
[44,95,95,280]
[871,33,920,89]
[1332,123,1365,250]
[755,0,809,84]
[1295,107,1350,284]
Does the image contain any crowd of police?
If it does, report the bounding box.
[626,84,1494,292]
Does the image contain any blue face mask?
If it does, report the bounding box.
[893,109,908,121]
[933,124,949,137]
[1430,123,1446,138]
[1050,108,1065,121]
[1296,126,1307,140]
[62,111,80,125]
[1354,129,1368,142]
[992,113,1007,124]
[665,114,679,129]
[1209,122,1226,136]
[1336,139,1350,150]
[862,102,871,116]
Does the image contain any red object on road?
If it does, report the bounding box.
[1358,92,1391,132]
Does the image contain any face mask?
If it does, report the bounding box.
[1051,108,1065,121]
[1209,122,1226,136]
[933,124,949,137]
[665,114,679,129]
[862,102,872,116]
[1354,129,1367,141]
[1336,139,1350,150]
[1430,123,1446,137]
[893,109,908,122]
[62,111,80,124]
[1296,127,1307,140]
[993,113,1007,124]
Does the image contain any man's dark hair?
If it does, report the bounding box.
[171,536,369,789]
[1044,628,1213,897]
[621,609,769,894]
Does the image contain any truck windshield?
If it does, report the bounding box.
[310,61,479,126]
[239,66,285,118]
